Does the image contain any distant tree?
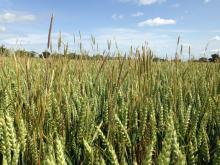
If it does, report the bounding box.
[28,51,39,57]
[15,50,29,57]
[153,57,160,62]
[199,57,208,62]
[209,54,219,62]
[67,53,78,59]
[0,45,10,56]
[171,59,181,62]
[93,54,104,60]
[211,54,219,59]
[40,51,51,58]
[0,45,6,54]
[153,57,168,62]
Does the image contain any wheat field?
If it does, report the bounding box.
[0,50,220,165]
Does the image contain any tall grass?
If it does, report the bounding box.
[0,47,219,165]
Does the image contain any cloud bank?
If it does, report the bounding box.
[138,17,176,27]
[0,11,36,23]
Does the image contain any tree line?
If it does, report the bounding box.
[0,44,219,62]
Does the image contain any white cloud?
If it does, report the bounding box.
[92,28,176,57]
[1,28,211,59]
[138,17,176,27]
[3,32,74,45]
[211,49,220,53]
[0,11,36,23]
[3,34,48,45]
[132,12,144,17]
[112,14,124,20]
[204,0,211,3]
[202,36,220,54]
[0,25,6,32]
[1,28,175,56]
[212,36,220,41]
[138,0,165,5]
[201,48,220,55]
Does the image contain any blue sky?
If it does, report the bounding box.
[0,0,219,58]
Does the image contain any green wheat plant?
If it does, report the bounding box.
[0,33,219,165]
